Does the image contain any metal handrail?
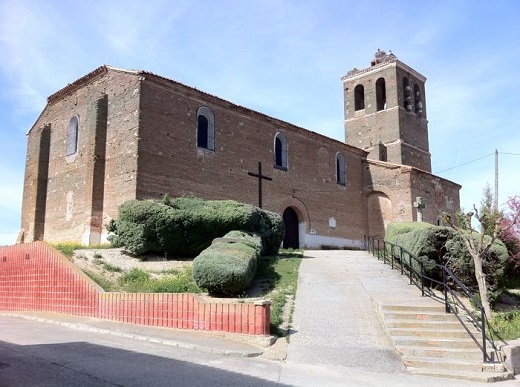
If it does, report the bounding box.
[364,235,498,363]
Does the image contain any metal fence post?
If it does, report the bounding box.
[400,248,404,275]
[420,262,425,296]
[408,254,413,285]
[443,269,449,313]
[482,308,487,362]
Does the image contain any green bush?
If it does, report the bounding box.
[385,222,509,303]
[385,222,433,244]
[445,232,509,303]
[489,310,520,340]
[119,268,150,286]
[147,268,201,293]
[221,230,263,255]
[393,225,454,277]
[107,197,284,257]
[192,240,259,296]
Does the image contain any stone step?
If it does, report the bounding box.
[384,319,468,330]
[402,356,483,372]
[392,336,480,349]
[389,328,476,339]
[381,304,446,313]
[406,367,514,383]
[396,345,483,360]
[383,311,457,321]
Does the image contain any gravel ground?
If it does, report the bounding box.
[71,248,192,284]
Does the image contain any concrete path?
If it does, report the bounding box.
[280,250,519,386]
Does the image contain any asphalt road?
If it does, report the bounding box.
[0,316,284,387]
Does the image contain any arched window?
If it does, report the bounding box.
[403,78,412,112]
[66,115,79,156]
[336,152,346,185]
[354,84,365,111]
[274,132,288,170]
[376,78,386,111]
[196,106,215,150]
[414,84,423,115]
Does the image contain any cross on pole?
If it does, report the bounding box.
[247,162,272,208]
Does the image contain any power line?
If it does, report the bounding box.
[435,153,493,174]
[434,151,520,174]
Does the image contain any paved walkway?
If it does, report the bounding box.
[280,250,519,386]
[285,250,409,373]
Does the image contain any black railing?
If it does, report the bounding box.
[364,235,499,363]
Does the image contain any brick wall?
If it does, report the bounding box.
[136,74,369,246]
[364,160,461,235]
[0,242,270,335]
[0,242,100,315]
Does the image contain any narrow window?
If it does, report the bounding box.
[196,106,215,150]
[403,78,412,111]
[66,115,79,156]
[274,132,288,170]
[336,152,346,185]
[354,84,365,111]
[378,142,387,162]
[414,84,423,115]
[376,78,386,111]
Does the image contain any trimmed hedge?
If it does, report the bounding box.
[220,230,263,255]
[107,197,284,257]
[192,239,259,296]
[385,222,509,303]
[385,222,433,245]
[393,225,454,276]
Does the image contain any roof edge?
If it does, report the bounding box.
[47,65,109,105]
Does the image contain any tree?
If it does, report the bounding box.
[444,191,520,318]
[499,196,520,274]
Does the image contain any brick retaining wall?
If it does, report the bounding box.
[0,242,270,335]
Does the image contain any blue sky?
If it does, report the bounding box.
[1,0,519,245]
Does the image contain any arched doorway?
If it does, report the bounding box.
[283,207,299,249]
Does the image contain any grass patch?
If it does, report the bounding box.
[257,249,303,336]
[118,267,200,293]
[489,310,520,340]
[84,270,113,291]
[52,242,86,258]
[102,263,123,272]
[51,242,113,258]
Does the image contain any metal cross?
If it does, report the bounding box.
[247,162,272,208]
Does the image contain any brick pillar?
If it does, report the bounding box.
[33,124,51,241]
[83,95,108,245]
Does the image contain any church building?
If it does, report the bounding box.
[18,51,461,249]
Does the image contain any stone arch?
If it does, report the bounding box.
[367,191,392,239]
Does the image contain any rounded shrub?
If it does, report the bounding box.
[192,241,259,296]
[221,230,263,255]
[393,225,454,278]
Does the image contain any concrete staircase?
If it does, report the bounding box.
[380,304,513,382]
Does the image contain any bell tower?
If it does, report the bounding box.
[342,50,431,172]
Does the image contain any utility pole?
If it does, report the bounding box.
[494,149,499,212]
